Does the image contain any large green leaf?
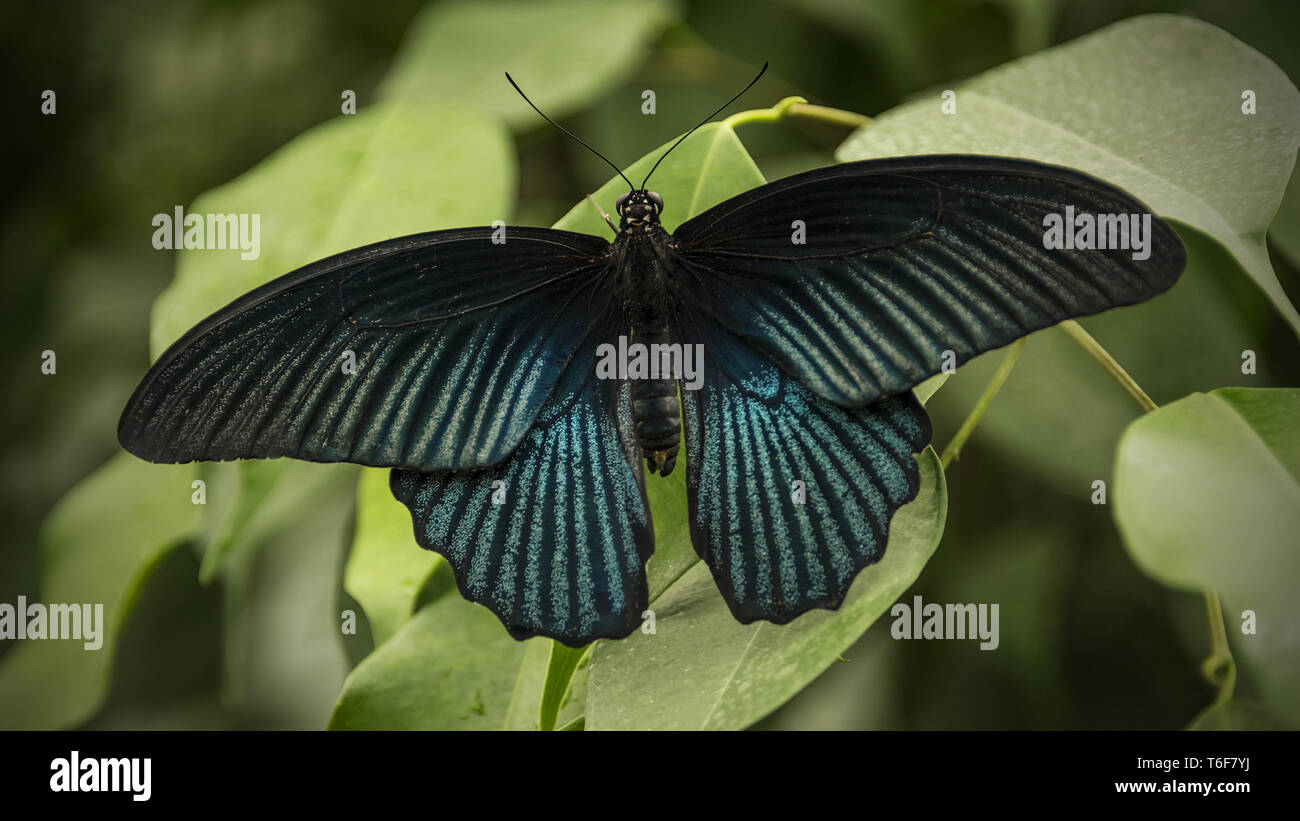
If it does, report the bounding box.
[0,454,201,729]
[344,468,440,647]
[328,581,544,730]
[586,449,946,730]
[1113,388,1300,727]
[378,0,677,127]
[838,14,1300,338]
[329,562,567,731]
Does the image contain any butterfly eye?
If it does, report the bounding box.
[615,193,630,213]
[647,191,664,213]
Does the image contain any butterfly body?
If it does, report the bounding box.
[610,190,683,476]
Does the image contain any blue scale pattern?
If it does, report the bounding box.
[681,312,931,624]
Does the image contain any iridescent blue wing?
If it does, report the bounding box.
[671,155,1185,406]
[390,323,652,646]
[677,302,931,623]
[119,227,613,471]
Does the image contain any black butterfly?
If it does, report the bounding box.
[119,68,1185,647]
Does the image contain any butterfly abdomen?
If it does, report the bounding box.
[628,305,680,476]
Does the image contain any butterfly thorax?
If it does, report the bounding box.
[610,206,672,295]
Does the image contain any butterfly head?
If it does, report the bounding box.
[616,190,664,231]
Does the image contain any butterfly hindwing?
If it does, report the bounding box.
[390,326,653,646]
[679,306,932,624]
[672,155,1185,406]
[119,227,612,471]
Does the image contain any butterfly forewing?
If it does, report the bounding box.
[118,227,613,471]
[671,155,1186,407]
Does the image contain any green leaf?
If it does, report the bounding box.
[344,469,441,647]
[554,122,767,235]
[0,454,201,729]
[539,642,589,731]
[197,460,286,584]
[838,14,1300,338]
[378,0,677,127]
[586,448,947,730]
[501,639,554,730]
[150,101,514,358]
[328,581,547,730]
[912,373,950,406]
[1114,388,1300,727]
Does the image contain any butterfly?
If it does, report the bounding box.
[118,66,1186,647]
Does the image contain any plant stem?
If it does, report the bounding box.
[1202,591,1236,703]
[788,102,872,129]
[940,338,1026,469]
[1058,320,1157,413]
[722,97,872,131]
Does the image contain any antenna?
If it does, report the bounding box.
[640,62,769,190]
[506,72,635,192]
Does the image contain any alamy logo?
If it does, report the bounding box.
[595,335,704,390]
[890,595,999,650]
[1042,206,1153,261]
[0,596,103,650]
[152,206,261,260]
[50,751,151,802]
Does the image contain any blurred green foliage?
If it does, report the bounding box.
[2,0,1297,730]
